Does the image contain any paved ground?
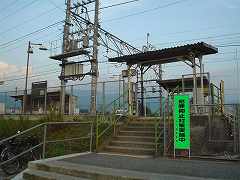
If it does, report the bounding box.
[0,169,6,180]
[61,153,240,180]
[0,168,15,180]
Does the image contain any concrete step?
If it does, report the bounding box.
[23,169,89,180]
[110,140,155,149]
[113,135,155,143]
[128,121,156,126]
[119,130,155,137]
[27,160,151,180]
[132,117,160,121]
[123,126,155,132]
[104,146,155,156]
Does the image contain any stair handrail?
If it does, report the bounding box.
[155,98,166,155]
[96,112,127,150]
[100,90,129,114]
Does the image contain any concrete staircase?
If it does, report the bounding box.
[102,119,158,156]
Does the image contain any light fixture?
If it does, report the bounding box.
[39,45,48,51]
[28,46,34,54]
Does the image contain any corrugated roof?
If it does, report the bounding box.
[157,77,209,91]
[109,42,218,65]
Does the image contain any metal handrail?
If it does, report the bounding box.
[0,143,43,167]
[0,123,43,145]
[155,116,165,154]
[0,121,92,145]
[96,114,115,149]
[154,97,167,155]
[101,90,128,113]
[0,121,93,166]
[96,113,126,150]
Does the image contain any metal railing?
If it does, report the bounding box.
[95,113,127,150]
[154,117,163,155]
[169,103,239,159]
[96,91,128,150]
[0,79,126,115]
[0,121,93,167]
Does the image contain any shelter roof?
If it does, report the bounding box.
[109,42,218,65]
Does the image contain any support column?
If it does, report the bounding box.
[128,65,133,115]
[90,0,100,115]
[102,82,106,114]
[60,0,71,115]
[69,85,74,115]
[140,66,144,116]
[122,78,125,109]
[44,87,47,114]
[158,64,162,117]
[199,56,204,104]
[220,80,225,113]
[136,69,139,116]
[191,55,197,113]
[118,76,121,108]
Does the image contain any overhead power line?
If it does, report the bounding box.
[0,31,63,55]
[0,7,59,36]
[154,32,240,46]
[0,0,20,13]
[0,0,40,24]
[98,0,140,11]
[0,20,64,49]
[3,70,60,82]
[2,65,58,79]
[103,0,190,23]
[217,44,240,47]
[50,0,140,12]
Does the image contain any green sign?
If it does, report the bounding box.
[174,95,190,149]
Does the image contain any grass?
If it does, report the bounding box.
[0,111,94,158]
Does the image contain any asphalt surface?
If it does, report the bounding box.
[0,169,7,180]
[62,153,240,180]
[0,168,15,180]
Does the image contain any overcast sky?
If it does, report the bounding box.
[0,0,239,103]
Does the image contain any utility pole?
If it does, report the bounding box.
[23,41,31,113]
[236,48,240,104]
[90,0,100,115]
[60,0,71,115]
[140,66,144,116]
[23,41,47,113]
[158,64,163,116]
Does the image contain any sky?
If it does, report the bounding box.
[0,0,239,103]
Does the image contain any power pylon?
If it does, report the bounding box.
[50,0,141,115]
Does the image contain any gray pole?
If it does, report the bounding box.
[119,76,121,108]
[236,48,239,104]
[102,82,105,114]
[199,56,204,104]
[158,65,162,117]
[128,65,133,115]
[140,66,144,116]
[70,85,73,115]
[192,56,197,112]
[60,0,71,115]
[44,88,47,114]
[123,78,125,109]
[42,124,47,159]
[23,41,31,114]
[90,0,100,115]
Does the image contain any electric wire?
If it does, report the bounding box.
[103,0,190,23]
[0,0,40,24]
[0,20,64,49]
[0,0,20,13]
[0,7,60,36]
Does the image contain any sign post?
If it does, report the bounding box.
[174,95,190,158]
